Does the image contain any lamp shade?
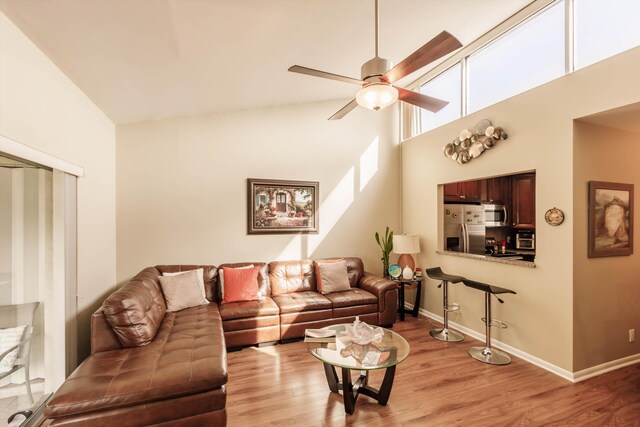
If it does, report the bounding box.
[356,83,398,111]
[392,234,421,254]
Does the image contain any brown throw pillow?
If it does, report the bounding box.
[158,270,209,312]
[315,259,351,294]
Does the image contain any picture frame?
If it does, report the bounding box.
[247,178,319,235]
[588,181,634,258]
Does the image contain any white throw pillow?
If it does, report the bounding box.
[159,270,209,312]
[162,268,207,300]
[219,264,255,298]
[0,325,27,374]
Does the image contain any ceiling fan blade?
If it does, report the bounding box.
[384,31,462,84]
[328,99,358,120]
[397,87,448,112]
[289,65,364,86]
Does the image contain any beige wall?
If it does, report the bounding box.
[573,121,640,371]
[0,12,116,361]
[402,46,640,372]
[116,101,401,284]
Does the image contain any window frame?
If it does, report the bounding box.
[402,0,606,140]
[417,61,464,132]
[465,0,566,115]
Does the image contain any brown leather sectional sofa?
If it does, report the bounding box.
[44,258,397,426]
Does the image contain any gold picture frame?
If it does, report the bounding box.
[247,178,319,235]
[588,181,634,258]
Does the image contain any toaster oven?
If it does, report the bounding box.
[516,232,535,250]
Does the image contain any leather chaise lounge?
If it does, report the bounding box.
[44,258,397,426]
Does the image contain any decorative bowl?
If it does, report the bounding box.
[344,318,384,345]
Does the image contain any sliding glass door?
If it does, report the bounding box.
[0,154,52,424]
[0,152,77,426]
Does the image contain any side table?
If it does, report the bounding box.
[392,277,422,321]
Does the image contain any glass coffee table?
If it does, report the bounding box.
[306,324,410,414]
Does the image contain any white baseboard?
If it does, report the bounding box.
[572,353,640,382]
[404,303,640,383]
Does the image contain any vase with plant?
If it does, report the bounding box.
[375,226,393,278]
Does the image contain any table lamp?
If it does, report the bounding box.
[392,234,421,279]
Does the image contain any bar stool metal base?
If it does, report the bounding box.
[430,327,464,342]
[468,346,511,365]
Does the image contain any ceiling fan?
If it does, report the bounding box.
[288,0,462,120]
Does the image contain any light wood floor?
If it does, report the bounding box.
[226,316,640,426]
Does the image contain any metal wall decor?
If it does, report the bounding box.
[443,119,508,164]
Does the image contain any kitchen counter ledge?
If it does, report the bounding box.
[436,250,536,268]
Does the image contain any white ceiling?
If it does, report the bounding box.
[0,0,531,124]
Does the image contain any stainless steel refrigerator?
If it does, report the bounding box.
[444,204,486,255]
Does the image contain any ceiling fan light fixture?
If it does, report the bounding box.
[356,83,398,111]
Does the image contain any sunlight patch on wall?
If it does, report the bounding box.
[307,166,355,256]
[276,235,303,260]
[359,136,379,192]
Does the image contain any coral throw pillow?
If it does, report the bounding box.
[219,264,255,299]
[221,266,261,304]
[315,259,351,294]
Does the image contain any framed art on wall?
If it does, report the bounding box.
[588,181,634,258]
[248,178,319,235]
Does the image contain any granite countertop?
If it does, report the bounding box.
[436,250,536,268]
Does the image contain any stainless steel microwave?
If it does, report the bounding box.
[483,203,508,227]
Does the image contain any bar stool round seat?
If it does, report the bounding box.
[462,278,516,365]
[425,267,465,342]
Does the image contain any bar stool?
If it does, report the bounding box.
[462,278,516,365]
[425,267,464,342]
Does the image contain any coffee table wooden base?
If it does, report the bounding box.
[323,362,396,414]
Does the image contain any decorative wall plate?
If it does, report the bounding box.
[388,264,402,278]
[544,207,565,226]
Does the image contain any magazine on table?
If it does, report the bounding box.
[304,328,336,343]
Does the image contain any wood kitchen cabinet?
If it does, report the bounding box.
[511,174,535,228]
[480,176,510,204]
[444,180,480,202]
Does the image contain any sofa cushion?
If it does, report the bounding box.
[46,388,227,426]
[103,267,166,348]
[315,259,351,294]
[271,291,332,314]
[0,325,27,374]
[218,297,279,321]
[159,270,210,312]
[269,260,316,295]
[45,304,227,419]
[156,265,218,302]
[324,288,377,308]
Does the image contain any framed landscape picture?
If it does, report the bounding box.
[588,181,634,258]
[247,178,319,235]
